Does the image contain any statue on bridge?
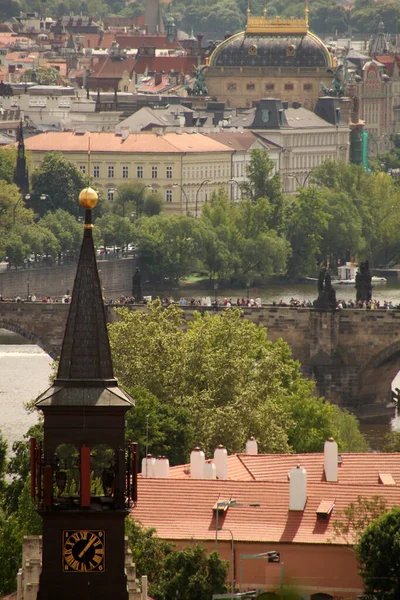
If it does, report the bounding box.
[314,268,337,310]
[355,261,372,303]
[132,267,142,302]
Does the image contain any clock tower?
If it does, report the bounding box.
[32,187,135,600]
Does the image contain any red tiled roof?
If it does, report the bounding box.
[89,55,136,79]
[170,452,400,487]
[132,477,400,545]
[134,55,199,75]
[22,131,234,154]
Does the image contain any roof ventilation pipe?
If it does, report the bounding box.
[245,436,258,455]
[324,438,338,482]
[214,444,228,480]
[289,464,307,511]
[204,460,217,479]
[190,447,205,479]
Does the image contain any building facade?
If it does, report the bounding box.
[22,131,234,215]
[206,7,333,110]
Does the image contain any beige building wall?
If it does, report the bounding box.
[206,67,332,110]
[28,144,233,216]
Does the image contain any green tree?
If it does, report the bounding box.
[38,210,82,262]
[134,215,201,282]
[126,520,228,600]
[109,301,363,457]
[156,544,228,600]
[285,186,331,277]
[93,213,134,250]
[242,148,284,229]
[125,387,194,465]
[30,153,87,217]
[355,506,400,599]
[0,147,17,184]
[113,182,163,219]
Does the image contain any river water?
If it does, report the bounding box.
[2,278,400,452]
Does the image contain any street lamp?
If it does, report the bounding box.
[218,528,235,599]
[12,194,30,224]
[40,193,56,211]
[195,179,211,218]
[239,552,284,594]
[215,500,260,550]
[214,282,219,304]
[246,281,251,301]
[173,183,189,214]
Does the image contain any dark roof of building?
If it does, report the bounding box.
[35,200,133,409]
[209,31,331,69]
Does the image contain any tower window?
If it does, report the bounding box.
[284,83,294,91]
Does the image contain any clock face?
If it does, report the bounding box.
[63,530,105,572]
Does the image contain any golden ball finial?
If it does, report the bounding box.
[79,186,98,210]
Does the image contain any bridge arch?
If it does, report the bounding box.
[358,339,400,409]
[0,320,58,360]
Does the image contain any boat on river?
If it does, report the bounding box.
[332,262,387,285]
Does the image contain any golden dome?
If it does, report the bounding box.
[79,186,98,210]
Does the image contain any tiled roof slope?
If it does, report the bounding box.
[169,452,400,486]
[22,131,234,154]
[133,478,400,545]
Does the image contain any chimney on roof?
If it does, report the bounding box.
[190,446,205,479]
[289,464,307,511]
[141,454,156,478]
[324,438,338,482]
[154,456,169,478]
[204,460,217,479]
[245,436,258,455]
[154,72,162,86]
[184,111,194,127]
[214,444,227,480]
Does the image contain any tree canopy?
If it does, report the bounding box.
[356,507,400,600]
[109,301,368,459]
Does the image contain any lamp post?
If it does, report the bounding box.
[40,193,56,211]
[214,282,219,304]
[195,179,211,218]
[218,528,235,599]
[172,183,190,215]
[13,194,30,224]
[239,551,283,593]
[215,500,260,550]
[246,281,251,301]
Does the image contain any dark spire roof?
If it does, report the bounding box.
[14,120,29,196]
[36,191,133,408]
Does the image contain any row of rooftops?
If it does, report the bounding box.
[133,439,400,546]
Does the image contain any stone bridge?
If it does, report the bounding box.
[1,302,399,418]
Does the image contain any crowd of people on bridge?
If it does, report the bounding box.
[1,294,400,311]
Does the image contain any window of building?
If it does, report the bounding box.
[303,83,313,91]
[166,189,173,203]
[137,166,143,178]
[122,166,129,178]
[166,166,172,179]
[107,189,115,201]
[227,82,237,91]
[183,167,186,179]
[152,166,158,179]
[93,165,100,178]
[247,83,255,91]
[80,165,86,174]
[108,165,114,178]
[284,83,294,91]
[265,83,275,91]
[123,86,128,92]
